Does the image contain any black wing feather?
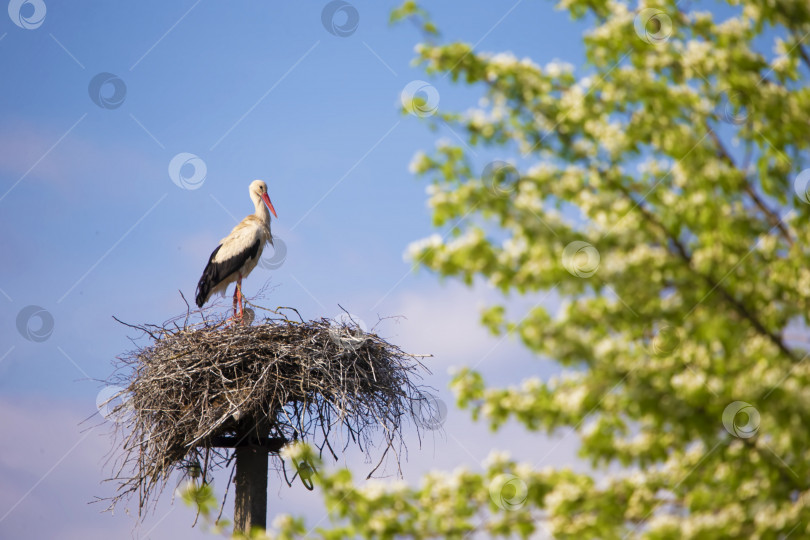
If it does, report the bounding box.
[195,238,262,307]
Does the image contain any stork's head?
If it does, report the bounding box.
[250,179,277,219]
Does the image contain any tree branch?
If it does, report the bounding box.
[612,179,796,362]
[705,124,793,247]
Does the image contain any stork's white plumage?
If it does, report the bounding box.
[195,180,278,318]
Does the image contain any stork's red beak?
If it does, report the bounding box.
[262,193,278,218]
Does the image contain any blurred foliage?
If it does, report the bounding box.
[196,0,810,537]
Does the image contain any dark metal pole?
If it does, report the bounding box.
[233,442,269,533]
[233,416,270,534]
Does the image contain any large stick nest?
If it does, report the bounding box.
[103,306,433,516]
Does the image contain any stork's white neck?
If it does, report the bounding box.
[251,191,271,225]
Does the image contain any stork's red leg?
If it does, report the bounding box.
[237,277,244,318]
[232,285,239,317]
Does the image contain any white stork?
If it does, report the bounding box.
[195,180,278,318]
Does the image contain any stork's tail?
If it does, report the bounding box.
[195,258,217,308]
[195,278,209,308]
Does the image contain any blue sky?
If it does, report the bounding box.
[0,1,590,538]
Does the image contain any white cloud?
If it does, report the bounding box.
[374,281,559,386]
[379,282,499,362]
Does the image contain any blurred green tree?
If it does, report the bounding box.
[224,0,810,537]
